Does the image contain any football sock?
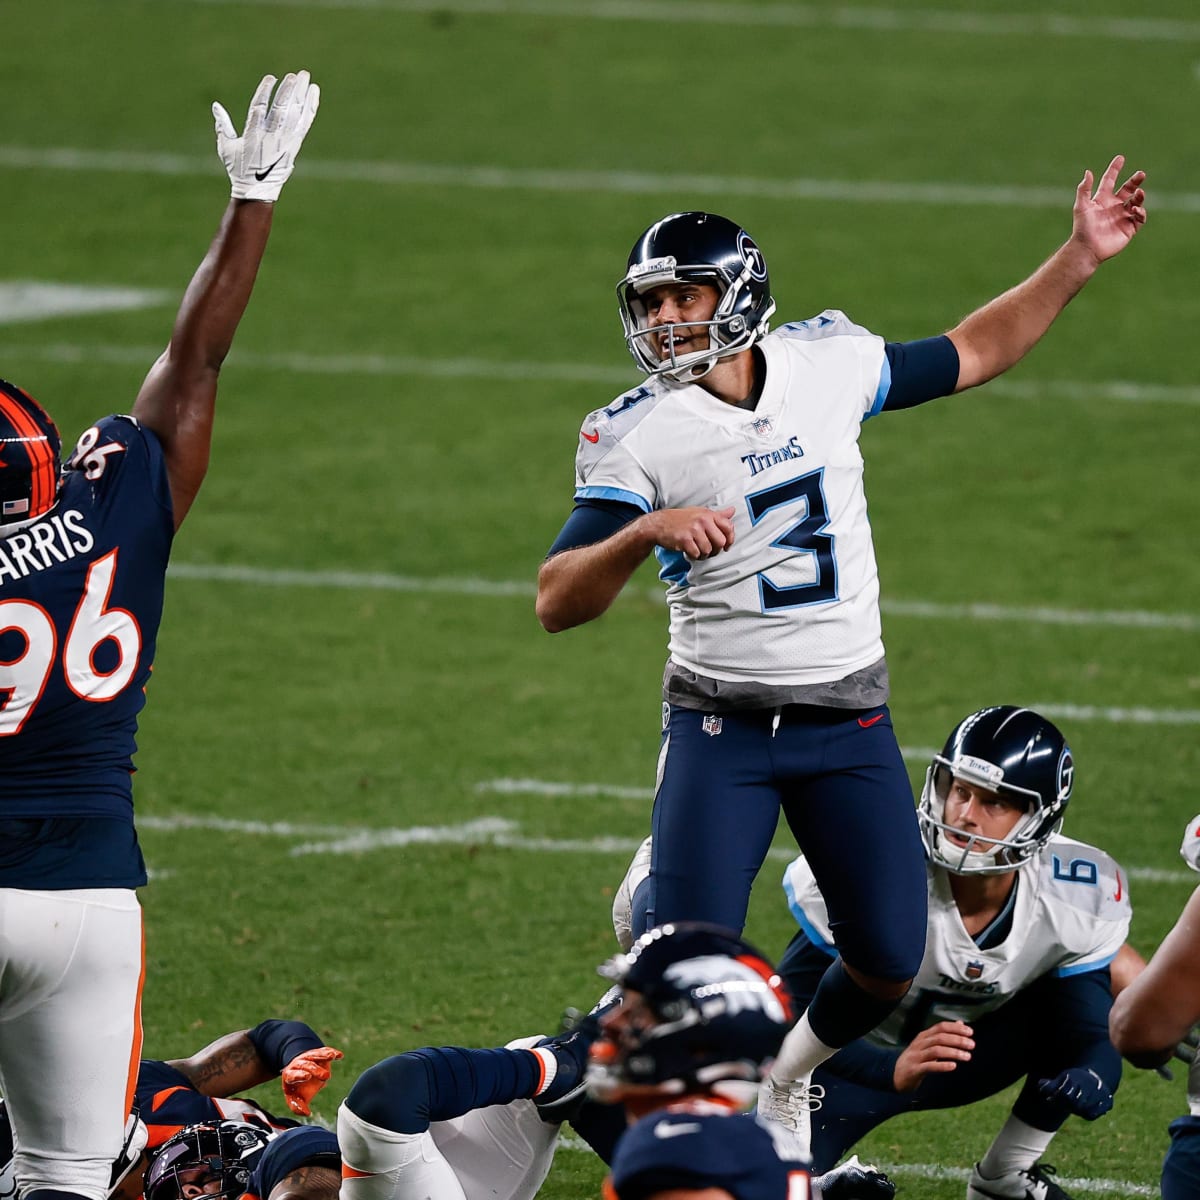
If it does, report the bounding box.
[771,961,896,1082]
[977,1115,1056,1178]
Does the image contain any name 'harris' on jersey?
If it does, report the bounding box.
[0,414,173,814]
[782,832,1131,1044]
[575,312,889,687]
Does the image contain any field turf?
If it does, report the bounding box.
[2,2,1198,1194]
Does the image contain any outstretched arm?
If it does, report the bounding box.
[536,506,736,632]
[1110,885,1200,1067]
[949,155,1146,393]
[132,71,320,530]
[166,1029,277,1096]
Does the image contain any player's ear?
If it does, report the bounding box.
[268,1166,341,1200]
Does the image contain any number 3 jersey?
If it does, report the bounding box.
[0,414,173,819]
[782,834,1131,1044]
[575,313,893,692]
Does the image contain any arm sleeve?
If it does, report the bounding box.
[246,1021,326,1073]
[545,499,644,558]
[877,336,960,412]
[1039,968,1123,1083]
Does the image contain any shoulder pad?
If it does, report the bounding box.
[1037,835,1131,926]
[576,383,662,474]
[775,309,877,342]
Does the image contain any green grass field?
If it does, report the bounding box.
[3,1,1200,1195]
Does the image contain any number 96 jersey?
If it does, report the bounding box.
[0,414,173,817]
[575,313,889,689]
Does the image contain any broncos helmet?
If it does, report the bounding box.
[144,1121,271,1200]
[617,212,776,383]
[587,921,794,1104]
[918,706,1074,875]
[0,379,61,529]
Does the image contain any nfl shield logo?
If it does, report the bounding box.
[750,416,774,437]
[702,714,723,737]
[965,960,984,980]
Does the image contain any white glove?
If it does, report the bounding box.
[213,71,320,202]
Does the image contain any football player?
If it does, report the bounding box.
[589,920,893,1200]
[776,707,1129,1200]
[0,71,319,1200]
[536,163,1147,1148]
[336,1024,595,1200]
[0,1018,342,1200]
[1109,815,1200,1200]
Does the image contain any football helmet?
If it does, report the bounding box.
[587,921,794,1103]
[918,706,1074,875]
[144,1121,271,1200]
[617,212,776,383]
[0,379,61,529]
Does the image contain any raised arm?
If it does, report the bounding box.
[948,155,1146,393]
[132,71,320,530]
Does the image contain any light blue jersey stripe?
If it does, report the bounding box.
[866,352,892,419]
[1054,952,1117,978]
[575,485,652,513]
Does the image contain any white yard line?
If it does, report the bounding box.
[3,341,1199,409]
[554,1133,1156,1195]
[180,0,1200,46]
[137,810,1195,884]
[162,560,1200,639]
[0,146,1198,213]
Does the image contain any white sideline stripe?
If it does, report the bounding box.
[0,283,169,326]
[0,145,1196,213]
[553,1134,1154,1195]
[4,341,1199,409]
[182,0,1200,46]
[160,561,1200,637]
[1035,702,1200,726]
[137,809,1195,884]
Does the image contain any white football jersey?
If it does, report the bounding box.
[783,833,1131,1046]
[575,312,890,687]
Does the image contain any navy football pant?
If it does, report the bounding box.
[807,982,1114,1173]
[1163,1115,1200,1200]
[639,703,927,981]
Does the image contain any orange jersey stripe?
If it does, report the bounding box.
[123,915,147,1117]
[341,1166,375,1180]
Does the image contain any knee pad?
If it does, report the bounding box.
[345,1055,432,1136]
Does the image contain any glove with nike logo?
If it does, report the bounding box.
[1036,1067,1114,1120]
[213,71,320,202]
[281,1044,344,1115]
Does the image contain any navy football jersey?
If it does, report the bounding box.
[135,1059,300,1152]
[0,415,173,815]
[607,1104,809,1200]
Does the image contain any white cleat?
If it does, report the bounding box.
[967,1161,1071,1200]
[756,1074,824,1159]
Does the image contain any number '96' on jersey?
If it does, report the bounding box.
[0,414,173,816]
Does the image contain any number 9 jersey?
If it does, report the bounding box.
[0,414,173,827]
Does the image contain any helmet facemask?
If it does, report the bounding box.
[618,259,775,384]
[918,756,1063,875]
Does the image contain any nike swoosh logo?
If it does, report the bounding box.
[1114,872,1123,902]
[254,155,286,181]
[653,1122,701,1139]
[581,429,600,443]
[857,713,884,728]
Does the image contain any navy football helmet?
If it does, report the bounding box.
[0,379,61,529]
[918,706,1074,875]
[587,921,794,1103]
[617,212,776,383]
[145,1121,271,1200]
